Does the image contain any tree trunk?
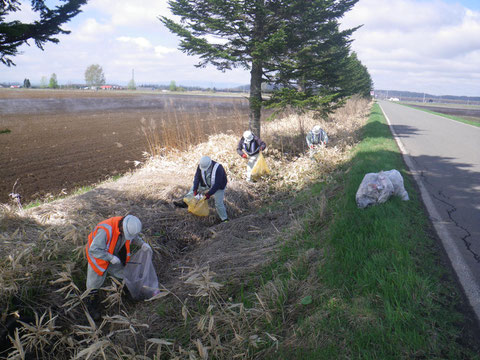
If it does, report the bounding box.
[249,60,262,138]
[249,0,264,138]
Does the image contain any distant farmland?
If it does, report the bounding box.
[405,102,480,123]
[0,89,250,204]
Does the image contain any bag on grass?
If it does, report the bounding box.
[183,196,210,217]
[124,249,159,300]
[355,170,409,209]
[383,170,409,201]
[251,152,270,179]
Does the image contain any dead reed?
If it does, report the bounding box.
[140,99,251,156]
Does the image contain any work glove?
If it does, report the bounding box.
[142,243,152,252]
[205,193,211,200]
[193,190,198,196]
[110,256,121,265]
[242,153,247,159]
[309,145,314,149]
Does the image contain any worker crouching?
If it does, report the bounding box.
[306,125,328,158]
[85,215,151,320]
[174,156,229,222]
[237,130,266,182]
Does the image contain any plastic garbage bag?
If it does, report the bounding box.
[383,170,409,201]
[251,152,270,179]
[356,170,409,209]
[183,196,209,217]
[124,249,159,300]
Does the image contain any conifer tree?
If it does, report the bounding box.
[161,0,359,136]
[0,0,87,66]
[338,52,373,98]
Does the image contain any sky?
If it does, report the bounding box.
[1,0,479,96]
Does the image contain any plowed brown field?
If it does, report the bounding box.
[0,89,249,204]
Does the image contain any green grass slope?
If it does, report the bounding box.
[250,103,480,359]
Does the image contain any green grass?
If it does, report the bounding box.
[0,128,11,134]
[246,103,479,359]
[403,104,480,127]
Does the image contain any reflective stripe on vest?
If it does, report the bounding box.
[243,140,258,155]
[210,163,219,187]
[309,131,324,144]
[86,216,131,277]
[201,163,219,188]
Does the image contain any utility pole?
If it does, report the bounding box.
[423,92,426,103]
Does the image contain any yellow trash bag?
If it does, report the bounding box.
[183,196,209,217]
[251,152,270,179]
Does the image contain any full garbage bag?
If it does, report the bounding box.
[183,196,209,217]
[251,152,270,179]
[383,170,409,201]
[356,170,409,209]
[124,249,159,300]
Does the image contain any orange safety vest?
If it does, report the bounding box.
[85,216,131,276]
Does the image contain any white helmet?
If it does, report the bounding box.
[312,125,322,135]
[123,215,142,240]
[243,130,254,142]
[199,156,212,170]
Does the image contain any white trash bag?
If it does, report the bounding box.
[383,170,409,201]
[124,249,159,300]
[356,170,409,209]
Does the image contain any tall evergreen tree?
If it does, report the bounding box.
[161,0,359,136]
[338,51,372,98]
[0,0,87,66]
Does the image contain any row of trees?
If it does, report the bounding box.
[85,64,136,89]
[14,64,139,89]
[22,74,60,88]
[161,0,372,136]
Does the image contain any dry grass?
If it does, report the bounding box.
[0,97,371,359]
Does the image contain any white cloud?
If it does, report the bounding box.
[3,0,480,95]
[74,18,114,42]
[342,0,480,95]
[86,0,171,27]
[117,36,154,49]
[4,2,39,22]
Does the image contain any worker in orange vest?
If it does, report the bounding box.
[85,215,151,320]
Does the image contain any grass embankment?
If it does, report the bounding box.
[243,103,479,358]
[403,104,480,127]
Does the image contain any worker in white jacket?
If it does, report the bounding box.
[306,125,328,158]
[237,130,266,181]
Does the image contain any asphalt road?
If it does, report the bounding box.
[379,100,480,320]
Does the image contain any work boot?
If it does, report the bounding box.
[173,200,188,208]
[85,290,102,321]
